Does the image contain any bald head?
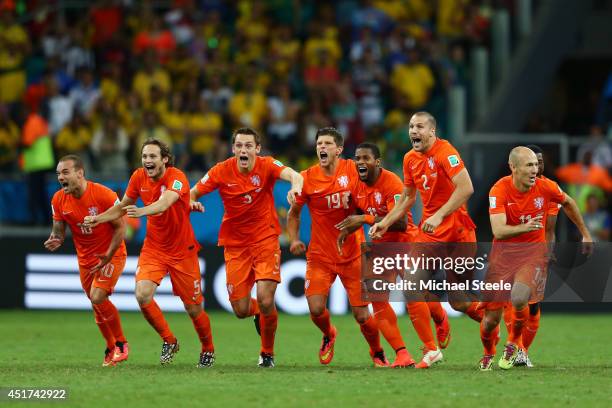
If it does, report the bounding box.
[412,111,437,129]
[509,146,537,167]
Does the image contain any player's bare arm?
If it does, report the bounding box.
[44,220,66,251]
[422,168,474,233]
[189,187,205,212]
[560,193,593,253]
[125,190,180,218]
[336,214,407,233]
[287,203,306,255]
[545,214,558,243]
[369,186,416,239]
[490,212,543,240]
[280,167,304,206]
[91,217,126,273]
[84,195,135,227]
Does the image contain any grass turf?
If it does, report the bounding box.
[0,310,611,407]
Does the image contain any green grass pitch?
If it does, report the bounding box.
[1,310,611,407]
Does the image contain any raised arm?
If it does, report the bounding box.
[280,167,304,206]
[125,190,179,218]
[490,212,543,240]
[84,195,135,227]
[560,194,593,242]
[422,168,473,233]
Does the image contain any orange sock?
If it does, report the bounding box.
[140,300,176,343]
[359,315,382,353]
[480,320,499,355]
[191,311,214,352]
[95,299,126,343]
[260,309,278,355]
[427,302,446,324]
[407,302,437,351]
[373,302,405,351]
[310,308,332,337]
[248,298,260,317]
[503,304,513,336]
[93,309,115,349]
[464,302,484,323]
[509,306,528,345]
[522,308,540,351]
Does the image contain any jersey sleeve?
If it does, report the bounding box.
[51,193,63,222]
[402,154,415,188]
[125,170,141,200]
[98,185,121,211]
[438,143,465,180]
[547,202,561,216]
[165,168,189,197]
[384,174,404,212]
[488,183,507,215]
[267,156,286,181]
[544,178,566,205]
[195,163,222,196]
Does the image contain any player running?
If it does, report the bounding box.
[287,127,387,367]
[480,146,592,371]
[190,127,303,368]
[45,154,129,367]
[335,142,444,368]
[84,139,215,368]
[370,111,481,367]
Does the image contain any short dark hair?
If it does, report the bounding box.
[315,127,344,147]
[232,127,261,145]
[59,154,84,172]
[526,144,543,155]
[356,142,381,159]
[141,139,174,166]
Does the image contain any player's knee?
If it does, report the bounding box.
[135,290,153,306]
[511,297,528,311]
[449,300,468,313]
[90,292,107,305]
[483,313,500,332]
[309,303,326,317]
[231,303,250,319]
[257,297,274,315]
[352,308,370,324]
[184,303,202,318]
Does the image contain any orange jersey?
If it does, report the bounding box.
[295,159,364,263]
[52,182,127,268]
[195,156,286,247]
[403,138,475,235]
[542,175,561,217]
[352,168,415,242]
[125,167,199,261]
[488,175,565,243]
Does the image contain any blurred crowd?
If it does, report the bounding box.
[0,0,500,180]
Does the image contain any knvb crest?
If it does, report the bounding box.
[534,197,544,210]
[88,207,98,216]
[250,175,261,186]
[428,157,435,170]
[337,175,349,188]
[374,191,382,205]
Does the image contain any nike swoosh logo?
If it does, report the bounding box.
[140,188,149,192]
[357,195,365,199]
[62,211,72,215]
[227,183,238,187]
[314,189,323,193]
[507,203,516,206]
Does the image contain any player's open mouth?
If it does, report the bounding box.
[61,182,69,189]
[319,151,328,161]
[144,164,155,172]
[239,155,248,165]
[411,136,422,145]
[358,165,368,176]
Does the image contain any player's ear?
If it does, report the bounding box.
[162,156,169,165]
[376,158,381,168]
[336,146,343,156]
[255,144,261,154]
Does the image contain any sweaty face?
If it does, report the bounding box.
[232,134,261,171]
[141,144,167,180]
[56,160,82,195]
[316,135,341,168]
[354,148,379,182]
[409,115,435,153]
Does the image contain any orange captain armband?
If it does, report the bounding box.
[364,215,375,225]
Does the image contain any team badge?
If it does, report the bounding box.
[337,175,349,188]
[534,197,544,210]
[374,191,382,205]
[428,157,435,169]
[251,175,261,186]
[88,207,98,216]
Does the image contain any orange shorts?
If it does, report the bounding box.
[136,253,203,305]
[223,236,281,302]
[305,257,368,307]
[79,255,126,296]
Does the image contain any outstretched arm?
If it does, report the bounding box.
[44,220,66,251]
[125,190,180,218]
[84,195,135,227]
[287,203,306,255]
[422,168,473,233]
[280,167,304,206]
[369,186,416,239]
[560,194,592,242]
